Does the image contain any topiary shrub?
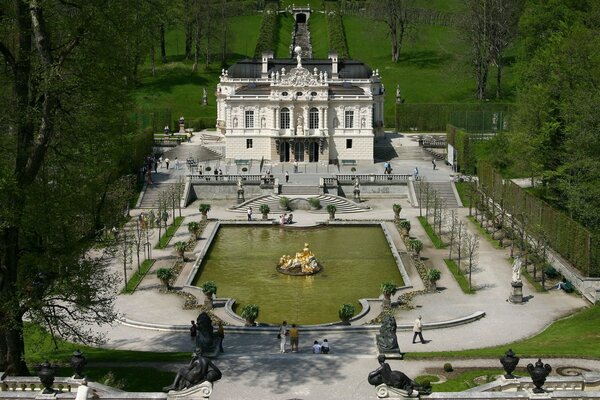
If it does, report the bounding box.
[443,362,453,372]
[308,197,321,209]
[338,303,355,324]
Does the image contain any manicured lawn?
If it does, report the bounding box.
[406,305,600,359]
[55,366,174,392]
[454,181,474,208]
[155,216,185,249]
[444,259,476,294]
[418,216,446,249]
[309,13,329,58]
[122,259,156,294]
[429,369,505,391]
[275,13,295,58]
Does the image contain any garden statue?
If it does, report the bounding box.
[295,46,302,68]
[511,256,522,283]
[202,87,208,105]
[368,355,430,398]
[163,353,222,393]
[237,177,245,203]
[376,315,401,355]
[353,178,361,201]
[296,114,304,135]
[194,312,221,357]
[278,243,321,275]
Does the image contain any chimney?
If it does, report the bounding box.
[262,51,274,79]
[328,52,338,79]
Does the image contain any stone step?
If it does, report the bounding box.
[420,181,461,208]
[139,183,176,208]
[280,185,321,195]
[230,194,366,214]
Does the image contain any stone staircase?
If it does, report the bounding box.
[162,144,223,163]
[293,21,312,58]
[280,185,320,195]
[231,194,367,214]
[394,146,431,161]
[138,182,177,209]
[421,181,461,208]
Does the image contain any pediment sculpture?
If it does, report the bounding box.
[279,67,321,87]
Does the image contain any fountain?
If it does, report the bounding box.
[277,243,321,275]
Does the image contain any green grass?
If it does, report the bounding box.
[431,369,505,391]
[522,266,548,293]
[444,259,476,294]
[122,259,156,294]
[418,216,446,248]
[467,216,503,249]
[404,305,600,359]
[309,13,329,58]
[275,13,295,58]
[155,216,184,249]
[454,181,474,208]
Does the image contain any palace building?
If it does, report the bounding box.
[215,49,385,164]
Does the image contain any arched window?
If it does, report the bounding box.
[280,108,290,129]
[309,108,319,129]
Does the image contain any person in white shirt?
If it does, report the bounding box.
[312,340,322,354]
[321,339,330,354]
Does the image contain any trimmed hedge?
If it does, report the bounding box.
[254,3,279,58]
[325,3,349,58]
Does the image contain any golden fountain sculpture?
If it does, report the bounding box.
[277,243,322,276]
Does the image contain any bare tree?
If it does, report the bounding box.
[460,0,492,100]
[447,210,458,259]
[367,0,413,62]
[456,220,465,268]
[115,228,135,292]
[464,231,480,289]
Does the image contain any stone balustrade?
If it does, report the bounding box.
[336,174,411,183]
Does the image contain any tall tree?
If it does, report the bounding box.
[367,0,412,62]
[0,0,145,375]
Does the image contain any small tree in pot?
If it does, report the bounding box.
[327,204,337,220]
[259,204,270,220]
[156,268,174,291]
[200,280,217,309]
[308,197,321,210]
[188,221,201,240]
[399,220,411,236]
[338,303,356,325]
[393,203,402,220]
[199,204,211,221]
[427,268,441,292]
[380,281,397,308]
[410,239,423,259]
[241,304,260,326]
[174,241,186,260]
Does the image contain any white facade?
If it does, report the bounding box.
[216,52,384,163]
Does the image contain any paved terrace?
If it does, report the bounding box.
[91,132,591,400]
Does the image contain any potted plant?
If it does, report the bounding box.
[410,239,423,258]
[308,197,321,210]
[156,268,174,290]
[327,204,337,220]
[259,204,270,220]
[338,303,356,325]
[200,280,217,309]
[279,196,290,211]
[380,281,397,307]
[393,203,402,220]
[199,204,211,221]
[427,268,441,292]
[174,241,186,260]
[399,220,411,236]
[240,304,259,326]
[188,221,201,240]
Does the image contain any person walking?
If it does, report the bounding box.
[293,161,298,173]
[247,207,253,221]
[312,340,322,354]
[165,157,170,170]
[432,159,437,170]
[217,322,225,353]
[285,171,289,183]
[175,157,180,170]
[289,324,299,352]
[412,315,426,344]
[190,320,197,346]
[278,321,288,353]
[321,338,330,354]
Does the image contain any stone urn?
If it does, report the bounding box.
[35,361,57,394]
[527,358,552,393]
[500,349,519,379]
[70,350,87,379]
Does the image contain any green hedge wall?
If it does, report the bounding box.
[254,3,279,58]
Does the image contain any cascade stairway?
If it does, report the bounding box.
[420,181,461,208]
[231,194,367,214]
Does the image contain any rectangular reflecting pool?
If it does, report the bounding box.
[193,225,404,325]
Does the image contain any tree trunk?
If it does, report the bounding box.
[496,62,503,99]
[150,44,156,77]
[159,23,167,63]
[185,21,193,60]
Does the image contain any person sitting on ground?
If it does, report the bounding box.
[556,278,568,290]
[285,213,293,224]
[321,339,330,354]
[312,340,322,354]
[280,214,286,225]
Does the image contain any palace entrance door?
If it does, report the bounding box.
[279,142,290,162]
[309,142,319,162]
[294,142,305,162]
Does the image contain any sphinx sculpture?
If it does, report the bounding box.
[368,355,431,398]
[277,243,321,275]
[376,315,401,355]
[194,312,221,357]
[163,353,221,394]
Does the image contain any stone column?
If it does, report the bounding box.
[324,108,329,132]
[290,106,295,135]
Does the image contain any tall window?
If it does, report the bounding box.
[280,108,290,129]
[246,139,253,148]
[245,110,254,128]
[345,110,354,128]
[346,139,353,149]
[309,108,319,129]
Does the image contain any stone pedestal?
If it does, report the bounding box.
[509,281,523,303]
[237,190,245,204]
[167,381,213,399]
[375,384,418,399]
[179,123,186,133]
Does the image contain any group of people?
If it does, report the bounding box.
[278,321,331,354]
[279,213,293,225]
[383,161,393,174]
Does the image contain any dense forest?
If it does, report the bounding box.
[1,0,599,375]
